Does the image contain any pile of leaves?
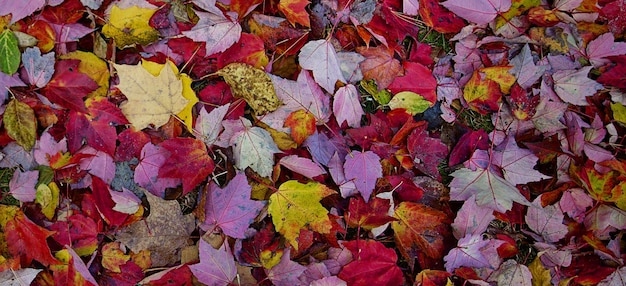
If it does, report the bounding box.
[1,0,626,284]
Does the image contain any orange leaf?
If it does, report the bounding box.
[278,0,310,27]
[284,109,316,144]
[392,202,450,261]
[4,207,59,266]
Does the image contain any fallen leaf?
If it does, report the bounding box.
[299,39,347,93]
[1,205,60,266]
[441,0,512,25]
[488,260,533,285]
[278,0,311,27]
[183,9,241,56]
[552,66,603,106]
[357,46,403,90]
[3,99,37,151]
[115,190,195,267]
[202,172,266,238]
[333,84,365,128]
[21,47,55,88]
[284,109,316,144]
[102,4,159,48]
[158,138,214,194]
[344,151,382,202]
[279,155,327,178]
[338,240,404,285]
[115,60,189,130]
[231,118,281,177]
[216,62,282,116]
[526,197,568,243]
[268,180,334,249]
[189,239,237,286]
[392,202,450,261]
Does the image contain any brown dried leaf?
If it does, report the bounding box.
[216,62,282,116]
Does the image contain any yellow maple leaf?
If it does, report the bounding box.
[140,60,198,131]
[114,60,190,130]
[481,66,516,94]
[268,181,334,250]
[102,5,159,48]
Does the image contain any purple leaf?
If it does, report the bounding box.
[0,142,36,170]
[441,0,512,25]
[67,246,98,285]
[202,172,265,239]
[407,124,448,180]
[264,71,330,131]
[183,10,241,56]
[443,234,493,272]
[78,147,116,184]
[333,84,364,128]
[559,188,593,223]
[526,196,568,243]
[0,69,26,102]
[598,266,626,286]
[311,276,347,286]
[304,131,347,167]
[9,170,39,202]
[509,44,546,89]
[266,247,307,286]
[451,195,495,239]
[344,151,382,202]
[450,167,531,213]
[0,0,46,24]
[34,131,68,166]
[492,136,550,185]
[531,98,567,133]
[134,143,181,197]
[279,155,327,178]
[586,33,626,67]
[553,67,603,106]
[189,239,236,286]
[299,39,346,93]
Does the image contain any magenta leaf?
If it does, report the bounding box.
[78,147,116,184]
[134,143,181,197]
[9,170,39,202]
[344,151,382,202]
[67,246,98,285]
[586,33,626,67]
[34,130,67,166]
[333,84,364,128]
[509,44,546,89]
[189,239,236,286]
[111,187,141,214]
[279,155,327,179]
[441,0,512,25]
[0,0,45,24]
[407,124,448,180]
[194,103,230,147]
[202,172,265,238]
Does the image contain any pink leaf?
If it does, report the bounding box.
[266,247,307,286]
[134,143,181,197]
[585,205,626,238]
[450,167,531,213]
[34,131,67,166]
[299,39,346,93]
[451,196,495,239]
[78,147,116,184]
[599,266,626,286]
[526,197,568,243]
[0,73,26,102]
[333,84,364,128]
[553,67,603,106]
[311,276,347,286]
[0,0,45,24]
[531,98,567,133]
[441,0,512,25]
[183,10,242,56]
[9,170,39,202]
[111,188,142,214]
[509,44,546,89]
[586,33,626,67]
[492,136,550,185]
[279,155,327,178]
[189,239,236,286]
[203,172,265,238]
[444,234,493,272]
[344,151,382,202]
[559,188,593,223]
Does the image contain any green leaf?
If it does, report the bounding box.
[0,30,20,75]
[3,99,37,151]
[388,91,432,115]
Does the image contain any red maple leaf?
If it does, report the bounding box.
[67,98,129,156]
[41,59,98,113]
[338,239,404,285]
[158,138,215,194]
